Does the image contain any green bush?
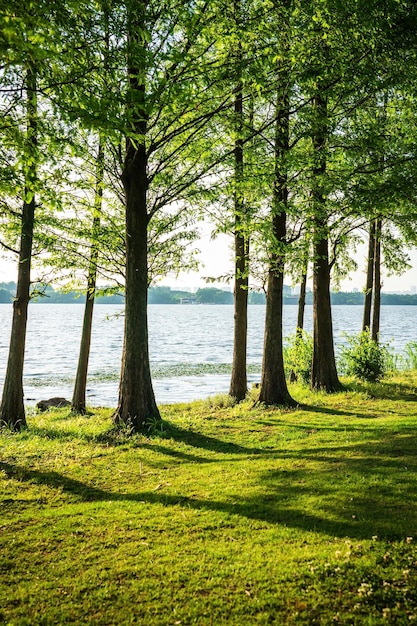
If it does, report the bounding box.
[339,331,392,382]
[284,330,313,384]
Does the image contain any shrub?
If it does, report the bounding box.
[284,330,313,385]
[339,330,392,382]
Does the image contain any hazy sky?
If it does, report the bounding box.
[162,232,417,294]
[1,232,416,293]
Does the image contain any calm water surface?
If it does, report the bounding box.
[0,303,416,407]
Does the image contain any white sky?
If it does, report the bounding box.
[161,231,417,294]
[1,232,416,293]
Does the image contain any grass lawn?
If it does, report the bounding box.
[1,373,417,625]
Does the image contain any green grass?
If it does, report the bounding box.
[1,373,417,624]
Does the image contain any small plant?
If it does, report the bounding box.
[403,341,417,370]
[204,394,238,409]
[144,414,167,436]
[339,330,392,382]
[284,330,313,384]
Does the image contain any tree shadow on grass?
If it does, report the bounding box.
[27,414,269,461]
[2,432,417,542]
[138,441,222,464]
[298,404,381,419]
[27,421,264,458]
[159,422,265,455]
[0,461,108,502]
[345,379,417,402]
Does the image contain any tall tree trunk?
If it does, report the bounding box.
[230,0,248,401]
[229,229,249,400]
[289,260,308,383]
[310,93,342,392]
[259,224,295,406]
[296,259,308,336]
[0,64,37,430]
[371,218,382,342]
[259,48,295,407]
[371,92,387,341]
[113,1,160,429]
[362,219,376,332]
[71,140,104,414]
[72,3,111,414]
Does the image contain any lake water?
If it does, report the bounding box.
[0,303,416,407]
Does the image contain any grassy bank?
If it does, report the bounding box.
[1,374,417,624]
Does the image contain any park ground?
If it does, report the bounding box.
[1,374,417,624]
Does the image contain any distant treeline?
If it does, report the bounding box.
[0,283,124,304]
[1,283,417,306]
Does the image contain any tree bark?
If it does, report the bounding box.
[0,64,37,430]
[71,140,104,414]
[229,0,248,401]
[229,230,249,400]
[289,261,308,383]
[113,1,160,429]
[296,261,308,336]
[310,93,342,392]
[371,218,382,342]
[259,224,295,406]
[259,53,295,407]
[312,231,341,391]
[362,219,376,332]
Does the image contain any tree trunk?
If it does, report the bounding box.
[259,225,295,406]
[371,218,382,342]
[362,219,376,332]
[310,93,342,392]
[0,64,37,430]
[259,53,295,407]
[312,233,341,391]
[289,261,308,383]
[230,0,248,401]
[229,231,249,400]
[71,141,104,414]
[371,93,387,341]
[113,1,160,430]
[296,261,308,336]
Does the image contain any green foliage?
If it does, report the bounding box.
[144,414,167,437]
[284,331,313,385]
[339,331,392,382]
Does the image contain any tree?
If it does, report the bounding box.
[113,0,233,429]
[71,3,110,414]
[300,0,388,392]
[229,0,249,401]
[258,0,295,407]
[71,138,105,414]
[0,61,37,429]
[0,0,107,427]
[112,0,159,427]
[310,91,342,392]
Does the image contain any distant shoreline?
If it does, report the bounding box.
[1,284,417,306]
